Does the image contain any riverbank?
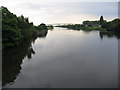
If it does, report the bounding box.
[56,17,120,32]
[2,6,53,49]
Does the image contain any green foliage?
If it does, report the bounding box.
[47,25,54,30]
[100,16,104,25]
[57,17,120,32]
[2,6,22,48]
[80,26,104,31]
[57,24,81,30]
[106,18,120,32]
[2,6,37,49]
[101,20,107,28]
[2,6,120,49]
[17,15,37,39]
[36,23,48,30]
[57,23,103,31]
[83,20,100,27]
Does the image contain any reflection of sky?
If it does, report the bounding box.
[1,0,118,25]
[4,27,118,88]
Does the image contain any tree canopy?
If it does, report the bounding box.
[57,16,120,32]
[100,16,104,25]
[36,23,48,30]
[2,6,48,49]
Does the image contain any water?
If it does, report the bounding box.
[3,27,118,88]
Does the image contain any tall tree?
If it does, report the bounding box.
[100,16,104,25]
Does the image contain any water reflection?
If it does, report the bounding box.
[2,39,36,86]
[99,31,120,39]
[2,30,48,87]
[81,30,92,34]
[2,28,118,88]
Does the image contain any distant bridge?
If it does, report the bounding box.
[47,23,73,26]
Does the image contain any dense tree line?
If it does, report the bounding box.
[47,25,54,30]
[104,19,120,32]
[2,6,49,49]
[36,23,48,30]
[57,16,120,32]
[2,6,37,48]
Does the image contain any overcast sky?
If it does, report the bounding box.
[1,0,118,25]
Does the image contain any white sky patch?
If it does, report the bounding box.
[1,0,118,25]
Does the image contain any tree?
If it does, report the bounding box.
[2,6,37,48]
[100,16,104,25]
[106,18,120,32]
[2,6,22,48]
[37,23,48,30]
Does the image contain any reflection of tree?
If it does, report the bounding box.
[82,30,91,34]
[99,31,120,40]
[27,47,35,59]
[2,37,36,86]
[2,29,49,87]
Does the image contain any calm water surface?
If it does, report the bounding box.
[3,27,118,88]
